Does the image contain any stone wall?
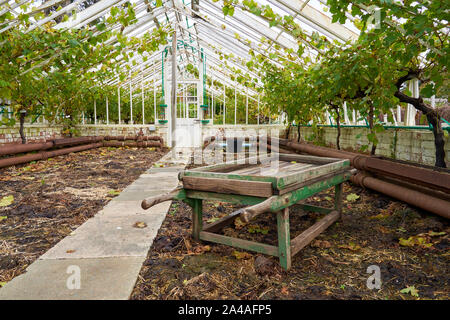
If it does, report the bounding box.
[286,126,450,166]
[0,125,63,145]
[76,124,163,140]
[0,124,164,146]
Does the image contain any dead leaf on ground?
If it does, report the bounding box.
[133,221,147,229]
[311,239,332,248]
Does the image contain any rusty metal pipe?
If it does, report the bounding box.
[102,141,161,148]
[0,141,54,156]
[351,172,450,219]
[353,155,450,193]
[277,138,360,163]
[0,143,102,169]
[52,136,103,147]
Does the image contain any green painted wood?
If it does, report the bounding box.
[277,208,291,270]
[185,190,266,206]
[202,209,243,233]
[187,154,269,172]
[269,172,351,213]
[290,210,340,257]
[199,231,279,256]
[278,154,339,164]
[192,199,203,240]
[182,170,277,185]
[298,204,333,214]
[276,159,350,189]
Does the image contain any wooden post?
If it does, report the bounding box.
[277,207,291,270]
[192,198,203,240]
[335,183,343,219]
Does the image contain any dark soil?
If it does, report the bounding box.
[131,180,449,300]
[0,146,166,285]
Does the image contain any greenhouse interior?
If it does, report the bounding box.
[0,0,449,303]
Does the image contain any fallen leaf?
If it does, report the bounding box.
[234,217,246,229]
[108,190,120,196]
[428,231,446,237]
[233,250,252,260]
[0,195,14,207]
[338,242,361,251]
[207,217,220,223]
[311,239,332,248]
[399,235,433,248]
[281,286,289,295]
[369,212,391,220]
[0,282,6,288]
[346,193,360,202]
[376,225,390,234]
[400,286,419,297]
[66,250,76,254]
[133,221,147,228]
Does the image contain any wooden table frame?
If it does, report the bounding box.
[184,177,346,270]
[142,154,351,270]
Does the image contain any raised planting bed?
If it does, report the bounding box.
[0,146,166,286]
[131,172,449,300]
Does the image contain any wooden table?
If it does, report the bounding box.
[142,153,352,270]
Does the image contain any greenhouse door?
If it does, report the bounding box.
[175,82,201,148]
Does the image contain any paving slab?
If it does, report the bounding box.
[112,189,174,201]
[0,257,145,300]
[40,213,166,259]
[123,179,179,191]
[98,200,171,218]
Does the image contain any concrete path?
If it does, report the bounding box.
[0,149,192,300]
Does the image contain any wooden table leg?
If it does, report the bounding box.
[277,207,291,270]
[334,183,343,219]
[192,199,203,240]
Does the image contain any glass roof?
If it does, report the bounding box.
[1,0,361,98]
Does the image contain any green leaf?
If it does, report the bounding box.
[0,216,7,222]
[400,286,419,297]
[346,193,360,202]
[0,195,14,207]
